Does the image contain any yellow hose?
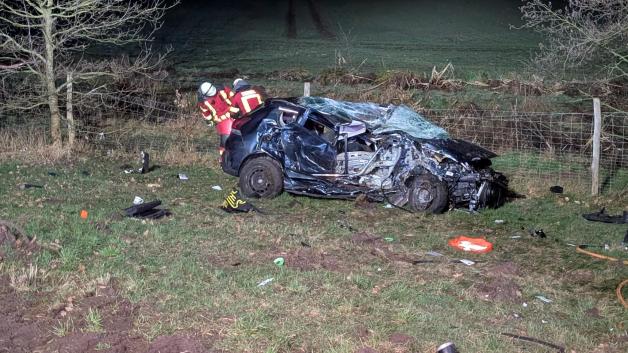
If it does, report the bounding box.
[575,246,628,308]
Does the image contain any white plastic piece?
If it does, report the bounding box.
[178,173,189,181]
[212,185,222,191]
[459,259,475,266]
[257,278,274,287]
[133,196,144,205]
[535,295,552,303]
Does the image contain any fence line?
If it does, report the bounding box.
[1,93,627,194]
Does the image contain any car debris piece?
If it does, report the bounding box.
[221,97,510,213]
[448,236,493,253]
[178,173,189,181]
[124,200,170,219]
[535,295,552,303]
[529,229,547,238]
[80,210,89,220]
[549,185,564,194]
[133,196,144,205]
[221,190,255,213]
[139,151,150,174]
[273,257,285,266]
[18,183,43,190]
[495,219,505,224]
[437,342,458,353]
[257,278,274,287]
[459,259,475,266]
[582,208,627,224]
[500,333,565,352]
[212,185,222,191]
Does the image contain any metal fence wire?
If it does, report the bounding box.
[1,94,627,194]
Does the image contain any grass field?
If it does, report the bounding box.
[1,156,627,352]
[157,0,541,85]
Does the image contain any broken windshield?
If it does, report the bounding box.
[299,97,449,140]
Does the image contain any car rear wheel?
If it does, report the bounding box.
[407,175,449,214]
[239,156,283,198]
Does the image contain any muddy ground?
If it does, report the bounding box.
[0,277,214,353]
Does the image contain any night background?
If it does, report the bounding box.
[1,1,626,353]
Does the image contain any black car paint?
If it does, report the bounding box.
[222,99,507,210]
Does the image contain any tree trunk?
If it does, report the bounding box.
[43,1,61,146]
[66,72,75,147]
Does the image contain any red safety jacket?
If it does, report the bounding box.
[198,85,238,126]
[232,88,263,117]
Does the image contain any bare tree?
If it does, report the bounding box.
[0,0,177,146]
[518,0,628,81]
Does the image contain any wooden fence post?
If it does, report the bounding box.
[591,98,601,196]
[66,72,75,147]
[304,82,311,97]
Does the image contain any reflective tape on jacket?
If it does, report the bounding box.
[239,90,262,113]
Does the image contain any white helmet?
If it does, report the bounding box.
[233,78,244,87]
[199,82,216,97]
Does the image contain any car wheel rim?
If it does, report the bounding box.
[412,182,435,210]
[249,168,272,195]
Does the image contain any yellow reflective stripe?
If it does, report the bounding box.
[242,98,252,113]
[229,106,240,113]
[203,101,217,115]
[220,90,232,105]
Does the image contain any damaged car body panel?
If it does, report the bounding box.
[222,97,508,212]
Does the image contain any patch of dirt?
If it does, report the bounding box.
[350,232,381,244]
[474,262,523,303]
[585,307,603,319]
[388,332,414,345]
[0,224,16,248]
[283,248,341,272]
[354,325,371,340]
[0,275,215,353]
[475,276,522,303]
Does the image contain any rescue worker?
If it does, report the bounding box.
[230,78,264,118]
[197,81,238,155]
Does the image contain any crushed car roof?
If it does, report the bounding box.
[296,96,449,140]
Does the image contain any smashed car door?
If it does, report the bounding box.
[281,123,336,175]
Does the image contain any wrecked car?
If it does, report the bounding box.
[221,97,508,213]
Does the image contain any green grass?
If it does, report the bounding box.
[1,157,627,352]
[154,0,541,86]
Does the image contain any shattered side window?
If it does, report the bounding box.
[299,97,449,140]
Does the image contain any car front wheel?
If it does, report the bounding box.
[239,156,283,198]
[407,175,449,214]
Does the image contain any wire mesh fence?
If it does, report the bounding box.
[1,93,627,194]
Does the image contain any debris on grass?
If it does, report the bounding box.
[582,208,627,224]
[426,251,443,257]
[459,259,475,266]
[550,185,564,194]
[124,200,171,219]
[535,295,552,303]
[500,332,565,352]
[221,190,255,213]
[18,183,43,190]
[273,257,285,266]
[494,219,505,224]
[80,210,89,220]
[383,237,394,242]
[257,278,274,287]
[383,203,394,209]
[436,341,458,353]
[529,229,547,238]
[211,185,222,191]
[448,236,493,253]
[178,173,189,181]
[133,196,144,205]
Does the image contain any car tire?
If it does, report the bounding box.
[239,156,283,199]
[407,174,449,214]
